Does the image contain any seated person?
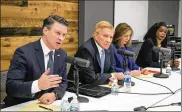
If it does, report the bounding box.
[136,22,180,68]
[68,21,124,85]
[3,15,68,107]
[112,23,148,76]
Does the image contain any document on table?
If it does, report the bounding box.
[136,73,153,78]
[19,102,60,111]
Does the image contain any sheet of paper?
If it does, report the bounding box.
[135,73,154,78]
[19,102,60,111]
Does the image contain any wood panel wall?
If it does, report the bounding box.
[0,0,78,71]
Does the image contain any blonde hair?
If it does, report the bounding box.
[113,23,133,47]
[92,21,114,37]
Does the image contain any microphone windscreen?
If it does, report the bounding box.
[167,42,181,47]
[66,56,75,64]
[75,57,90,68]
[117,49,135,57]
[160,47,171,54]
[66,56,90,68]
[153,46,171,54]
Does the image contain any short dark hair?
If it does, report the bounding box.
[42,15,69,29]
[143,22,168,47]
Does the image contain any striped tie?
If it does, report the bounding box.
[47,51,54,74]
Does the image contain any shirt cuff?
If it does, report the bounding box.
[111,73,115,77]
[31,80,41,94]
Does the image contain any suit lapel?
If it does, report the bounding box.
[35,40,45,74]
[96,52,101,67]
[104,49,111,72]
[90,38,102,68]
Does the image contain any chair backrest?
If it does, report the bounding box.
[0,71,7,105]
[0,71,7,92]
[66,63,71,75]
[131,41,143,60]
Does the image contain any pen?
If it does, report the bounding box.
[39,105,53,111]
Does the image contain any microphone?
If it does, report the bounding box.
[167,42,181,47]
[117,49,135,57]
[66,56,90,68]
[152,46,171,54]
[134,102,181,111]
[66,56,90,103]
[134,106,147,111]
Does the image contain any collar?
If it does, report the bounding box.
[40,38,55,56]
[94,40,104,54]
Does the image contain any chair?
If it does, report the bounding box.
[0,71,7,109]
[131,40,143,60]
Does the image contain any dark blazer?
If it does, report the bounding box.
[112,44,139,72]
[136,38,160,68]
[67,38,115,85]
[4,40,68,107]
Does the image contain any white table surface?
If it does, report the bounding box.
[1,68,181,111]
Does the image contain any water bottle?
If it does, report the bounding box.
[70,96,80,111]
[60,100,70,111]
[166,64,171,76]
[111,79,119,95]
[124,71,131,92]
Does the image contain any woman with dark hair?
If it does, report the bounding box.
[112,23,148,76]
[136,22,180,68]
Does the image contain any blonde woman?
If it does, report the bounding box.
[112,23,148,76]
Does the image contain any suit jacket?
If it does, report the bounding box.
[4,40,68,107]
[67,38,115,85]
[112,44,139,72]
[136,38,160,68]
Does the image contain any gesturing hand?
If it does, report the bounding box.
[38,68,62,90]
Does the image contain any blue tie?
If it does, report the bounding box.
[100,50,105,74]
[47,51,54,75]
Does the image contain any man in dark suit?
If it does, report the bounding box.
[4,15,68,107]
[68,21,124,85]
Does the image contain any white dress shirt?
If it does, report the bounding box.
[31,38,55,94]
[94,40,114,77]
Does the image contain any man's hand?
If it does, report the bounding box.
[130,70,141,77]
[38,92,56,104]
[38,68,62,90]
[169,59,180,68]
[113,72,124,80]
[109,77,118,86]
[174,59,180,68]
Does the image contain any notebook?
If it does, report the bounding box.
[19,102,60,111]
[67,81,111,98]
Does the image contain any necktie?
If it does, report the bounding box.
[100,50,105,74]
[47,51,54,75]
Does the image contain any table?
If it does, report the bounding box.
[1,68,181,111]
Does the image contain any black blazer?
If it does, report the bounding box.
[68,38,115,85]
[136,38,160,68]
[4,40,68,107]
